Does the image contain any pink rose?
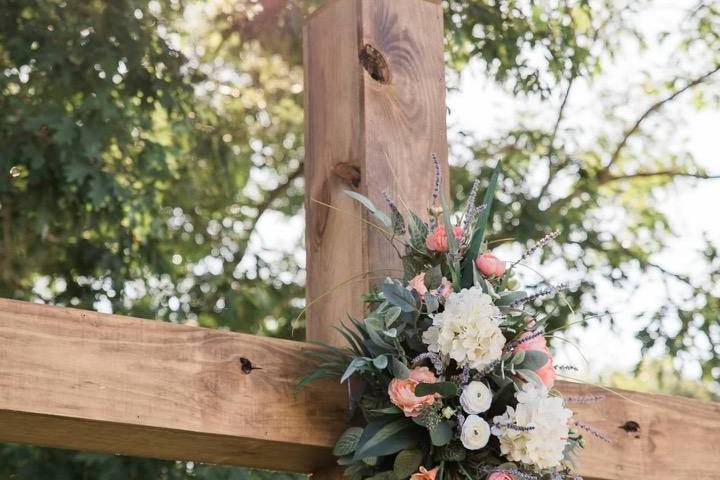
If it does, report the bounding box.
[475,252,506,277]
[408,273,453,300]
[425,225,463,253]
[410,467,439,480]
[388,367,438,417]
[514,332,556,388]
[487,471,514,480]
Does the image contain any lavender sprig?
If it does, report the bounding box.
[509,283,569,309]
[492,421,536,432]
[431,153,441,207]
[411,351,444,374]
[382,191,406,235]
[472,358,502,379]
[565,394,606,404]
[504,329,545,352]
[510,230,561,270]
[574,420,613,443]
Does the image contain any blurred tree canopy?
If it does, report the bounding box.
[0,0,718,477]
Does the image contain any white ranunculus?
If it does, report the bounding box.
[422,287,504,370]
[460,414,491,450]
[460,381,493,414]
[491,383,573,469]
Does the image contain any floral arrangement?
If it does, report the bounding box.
[301,158,599,480]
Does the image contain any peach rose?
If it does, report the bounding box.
[425,225,463,253]
[515,332,556,388]
[410,467,438,480]
[408,273,453,300]
[475,252,506,277]
[388,367,438,417]
[487,471,514,480]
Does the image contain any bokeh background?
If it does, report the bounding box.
[1,0,718,478]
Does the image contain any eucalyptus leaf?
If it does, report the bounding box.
[517,368,545,388]
[373,355,389,370]
[391,358,410,379]
[424,265,443,290]
[385,306,402,328]
[430,421,453,446]
[382,279,418,312]
[511,350,526,365]
[344,190,392,227]
[341,357,367,383]
[414,382,459,398]
[353,418,420,460]
[517,350,548,371]
[424,293,440,313]
[371,406,403,415]
[496,290,527,307]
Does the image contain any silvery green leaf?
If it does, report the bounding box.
[383,328,398,338]
[384,306,402,327]
[511,350,526,365]
[424,293,439,313]
[391,358,410,379]
[517,350,548,370]
[373,355,389,370]
[429,420,453,446]
[382,279,418,312]
[423,265,443,290]
[341,357,367,383]
[516,368,545,388]
[344,190,392,227]
[496,290,527,307]
[414,382,459,398]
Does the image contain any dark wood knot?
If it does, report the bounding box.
[619,420,641,438]
[239,357,261,374]
[332,162,361,188]
[359,44,390,84]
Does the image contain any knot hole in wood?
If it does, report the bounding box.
[359,44,390,84]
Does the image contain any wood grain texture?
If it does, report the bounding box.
[559,382,720,479]
[0,298,347,472]
[304,0,449,346]
[1,298,718,478]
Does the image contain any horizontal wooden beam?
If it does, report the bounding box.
[1,298,719,478]
[0,298,347,473]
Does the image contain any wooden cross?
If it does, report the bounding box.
[1,1,718,479]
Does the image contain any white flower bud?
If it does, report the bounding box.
[460,414,490,450]
[460,381,492,414]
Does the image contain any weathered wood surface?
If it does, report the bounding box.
[0,298,347,472]
[1,298,719,478]
[561,382,720,480]
[304,0,448,346]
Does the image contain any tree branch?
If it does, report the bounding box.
[603,171,720,183]
[246,162,304,237]
[601,64,720,176]
[538,76,576,199]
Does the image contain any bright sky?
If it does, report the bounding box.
[446,0,720,380]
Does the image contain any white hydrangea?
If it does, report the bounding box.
[491,383,573,469]
[422,287,504,370]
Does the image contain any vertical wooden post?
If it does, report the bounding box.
[304,0,448,347]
